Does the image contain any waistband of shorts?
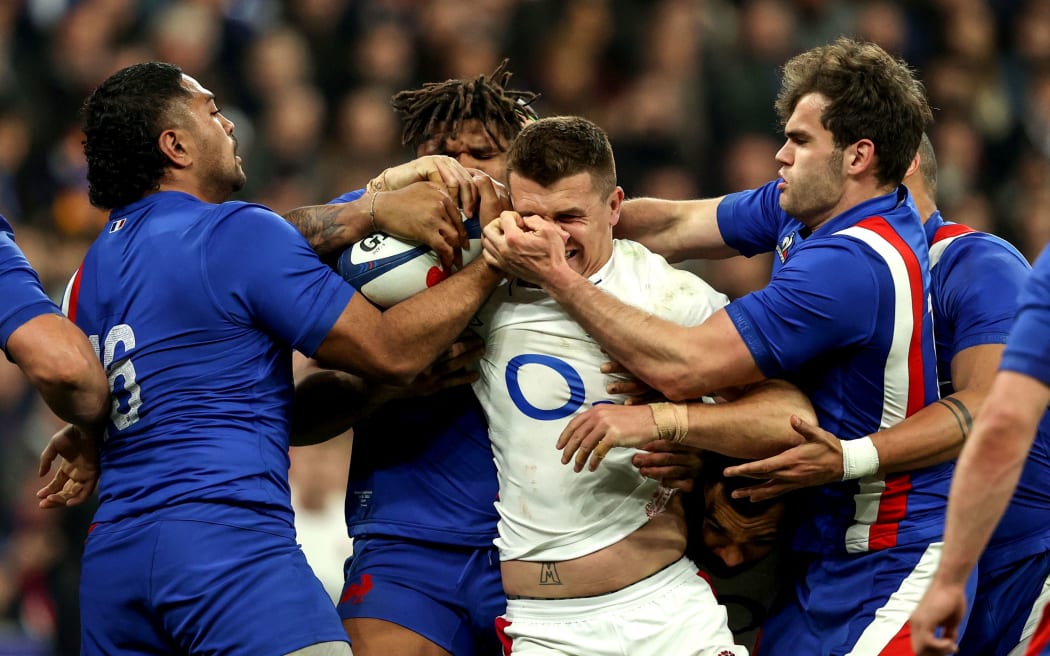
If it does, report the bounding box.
[504,556,701,620]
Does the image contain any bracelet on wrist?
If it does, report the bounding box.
[368,191,381,233]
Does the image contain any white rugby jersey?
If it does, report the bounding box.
[473,239,729,561]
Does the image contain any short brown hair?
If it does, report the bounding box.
[506,116,616,198]
[774,38,932,187]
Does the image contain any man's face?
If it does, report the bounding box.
[416,118,510,183]
[509,171,623,278]
[178,74,246,199]
[700,479,785,571]
[774,92,847,228]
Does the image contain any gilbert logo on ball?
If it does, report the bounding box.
[337,211,482,308]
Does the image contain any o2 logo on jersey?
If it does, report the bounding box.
[504,353,612,420]
[89,323,142,432]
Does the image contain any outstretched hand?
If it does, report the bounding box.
[556,404,658,472]
[37,424,102,508]
[721,415,843,502]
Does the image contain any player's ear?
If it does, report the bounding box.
[607,186,624,227]
[157,128,191,169]
[846,139,875,176]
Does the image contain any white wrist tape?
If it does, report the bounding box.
[841,435,880,480]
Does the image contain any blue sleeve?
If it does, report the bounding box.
[1000,244,1050,386]
[0,229,62,352]
[204,204,356,357]
[716,180,790,257]
[936,235,1030,355]
[328,189,366,205]
[725,239,878,378]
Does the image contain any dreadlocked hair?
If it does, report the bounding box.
[392,59,539,153]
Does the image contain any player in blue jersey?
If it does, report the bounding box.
[720,134,1050,654]
[1,214,108,503]
[910,243,1050,655]
[290,63,536,656]
[57,61,503,656]
[483,38,943,652]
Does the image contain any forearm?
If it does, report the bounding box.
[314,259,502,384]
[872,389,981,473]
[682,379,815,458]
[9,315,109,427]
[283,198,372,262]
[37,376,109,429]
[935,417,1029,585]
[545,269,758,399]
[617,197,735,262]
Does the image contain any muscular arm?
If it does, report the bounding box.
[873,343,1001,473]
[314,258,502,385]
[551,272,760,399]
[560,378,813,471]
[484,213,762,400]
[683,380,815,458]
[723,343,1005,499]
[7,313,109,428]
[283,199,374,262]
[284,156,503,268]
[617,197,737,262]
[935,370,1049,584]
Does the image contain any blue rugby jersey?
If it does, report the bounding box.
[926,215,1050,571]
[63,191,354,536]
[1001,243,1050,386]
[717,181,945,556]
[0,215,62,350]
[329,189,500,546]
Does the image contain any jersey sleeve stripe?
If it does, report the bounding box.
[62,265,84,322]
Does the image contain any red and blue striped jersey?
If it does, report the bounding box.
[925,214,1050,570]
[718,181,945,556]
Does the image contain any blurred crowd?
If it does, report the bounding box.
[1,0,1048,653]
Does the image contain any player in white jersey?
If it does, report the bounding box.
[472,116,814,656]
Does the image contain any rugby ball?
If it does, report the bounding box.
[336,211,483,308]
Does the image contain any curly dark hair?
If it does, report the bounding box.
[82,62,191,210]
[774,37,933,188]
[507,116,616,199]
[391,58,539,154]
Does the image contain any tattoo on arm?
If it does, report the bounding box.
[539,562,562,586]
[937,397,973,439]
[284,205,353,257]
